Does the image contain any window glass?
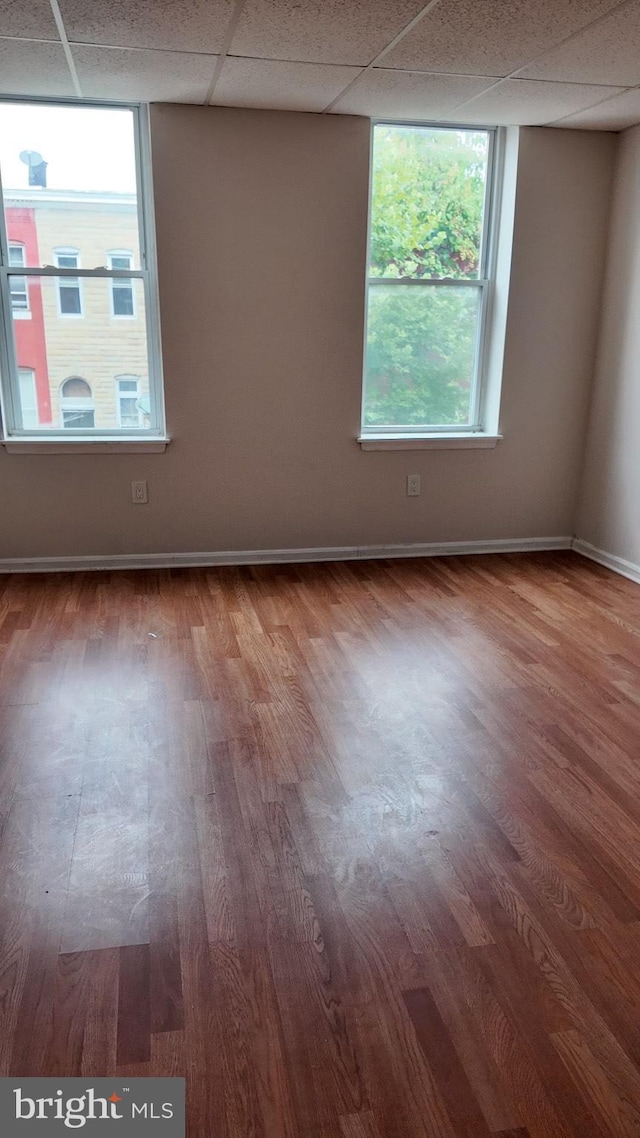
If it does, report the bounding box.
[0,100,162,437]
[0,103,140,268]
[363,124,493,434]
[10,277,148,431]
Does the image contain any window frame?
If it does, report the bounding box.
[8,243,29,316]
[0,97,167,448]
[116,374,144,428]
[360,119,503,446]
[108,249,136,318]
[54,247,83,318]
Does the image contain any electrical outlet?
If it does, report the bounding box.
[131,480,148,504]
[407,474,421,497]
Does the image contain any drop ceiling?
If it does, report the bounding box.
[2,0,640,129]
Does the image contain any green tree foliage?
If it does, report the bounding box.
[365,127,488,428]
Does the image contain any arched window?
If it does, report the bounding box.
[60,376,94,429]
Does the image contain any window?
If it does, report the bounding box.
[362,123,498,439]
[108,251,135,317]
[54,249,83,316]
[0,100,165,443]
[60,376,94,429]
[18,367,37,428]
[8,244,28,313]
[116,375,143,427]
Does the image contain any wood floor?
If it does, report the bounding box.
[2,552,640,1135]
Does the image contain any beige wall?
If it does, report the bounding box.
[0,108,616,560]
[576,123,640,566]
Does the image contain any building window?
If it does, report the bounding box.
[362,123,498,438]
[18,367,38,428]
[116,375,143,427]
[108,251,135,317]
[0,100,165,441]
[8,244,29,314]
[60,376,95,429]
[54,248,83,316]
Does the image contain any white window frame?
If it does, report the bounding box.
[359,120,504,450]
[108,250,136,318]
[8,243,30,318]
[18,366,38,428]
[0,97,167,452]
[54,247,83,318]
[116,374,144,428]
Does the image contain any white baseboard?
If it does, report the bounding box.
[0,536,572,575]
[571,538,640,585]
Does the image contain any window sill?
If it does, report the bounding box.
[358,433,502,451]
[2,436,171,454]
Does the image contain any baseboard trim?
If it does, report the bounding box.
[571,538,640,585]
[0,536,572,575]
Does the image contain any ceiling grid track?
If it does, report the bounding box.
[205,0,248,105]
[47,0,82,97]
[321,0,445,113]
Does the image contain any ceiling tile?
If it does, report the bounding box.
[58,0,234,54]
[331,69,498,119]
[0,39,74,96]
[520,4,640,87]
[452,78,625,126]
[0,0,59,41]
[213,58,361,112]
[231,0,428,66]
[72,45,215,102]
[383,0,621,78]
[552,90,640,131]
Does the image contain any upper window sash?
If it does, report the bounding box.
[368,121,497,285]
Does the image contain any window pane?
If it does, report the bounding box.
[59,282,82,315]
[369,126,489,281]
[9,275,28,310]
[10,276,149,431]
[63,409,95,429]
[0,103,141,269]
[363,284,481,429]
[112,283,134,316]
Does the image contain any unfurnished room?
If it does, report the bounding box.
[2,1,640,1135]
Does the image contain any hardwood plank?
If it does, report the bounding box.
[117,944,151,1066]
[402,986,492,1137]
